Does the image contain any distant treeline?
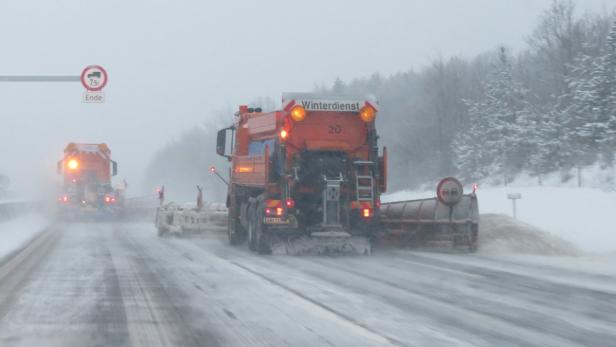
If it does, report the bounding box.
[145,1,616,199]
[144,125,230,202]
[318,1,616,189]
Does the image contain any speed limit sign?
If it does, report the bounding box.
[436,177,464,206]
[80,65,108,92]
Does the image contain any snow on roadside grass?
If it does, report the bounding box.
[384,185,616,254]
[497,253,616,276]
[479,214,578,256]
[0,213,49,261]
[475,186,616,253]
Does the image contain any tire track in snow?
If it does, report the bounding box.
[227,260,405,347]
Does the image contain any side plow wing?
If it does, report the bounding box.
[378,194,479,252]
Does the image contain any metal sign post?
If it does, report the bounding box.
[0,76,79,82]
[507,193,522,219]
[0,65,108,103]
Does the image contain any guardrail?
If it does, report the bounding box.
[123,194,160,222]
[124,194,160,208]
[0,196,162,223]
[0,200,40,222]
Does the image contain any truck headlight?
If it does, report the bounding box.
[67,159,79,170]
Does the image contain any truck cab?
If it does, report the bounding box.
[56,143,120,218]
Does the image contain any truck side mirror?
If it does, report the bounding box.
[112,161,118,176]
[216,127,234,161]
[216,129,226,157]
[57,160,63,174]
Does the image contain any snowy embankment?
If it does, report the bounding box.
[0,213,49,261]
[384,185,616,255]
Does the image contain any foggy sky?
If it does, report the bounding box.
[0,0,612,198]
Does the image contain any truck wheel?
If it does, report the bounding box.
[469,225,478,253]
[254,204,272,254]
[247,203,256,251]
[228,210,246,245]
[156,227,166,237]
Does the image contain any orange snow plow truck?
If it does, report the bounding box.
[215,93,478,254]
[56,143,123,220]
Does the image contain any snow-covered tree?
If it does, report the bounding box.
[308,3,614,189]
[590,21,616,164]
[561,20,616,167]
[453,48,539,182]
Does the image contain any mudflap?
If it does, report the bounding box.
[270,232,372,256]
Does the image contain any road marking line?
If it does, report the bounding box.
[0,227,56,281]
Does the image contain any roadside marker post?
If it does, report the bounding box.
[507,193,522,219]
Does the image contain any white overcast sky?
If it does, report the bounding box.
[0,0,613,197]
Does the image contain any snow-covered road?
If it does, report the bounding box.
[0,222,615,346]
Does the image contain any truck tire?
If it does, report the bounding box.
[254,203,271,254]
[247,203,256,251]
[228,208,246,245]
[227,192,247,245]
[156,227,166,237]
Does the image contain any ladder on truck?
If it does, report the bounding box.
[354,161,374,202]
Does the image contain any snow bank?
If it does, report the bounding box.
[384,185,616,254]
[473,186,616,253]
[479,214,578,256]
[0,213,49,261]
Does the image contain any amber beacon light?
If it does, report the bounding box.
[290,105,307,122]
[359,105,376,122]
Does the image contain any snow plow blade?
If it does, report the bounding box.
[271,231,371,256]
[155,202,228,236]
[378,193,479,252]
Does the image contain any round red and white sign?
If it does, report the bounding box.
[436,177,464,206]
[80,65,108,92]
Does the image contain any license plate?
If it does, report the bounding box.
[264,217,288,224]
